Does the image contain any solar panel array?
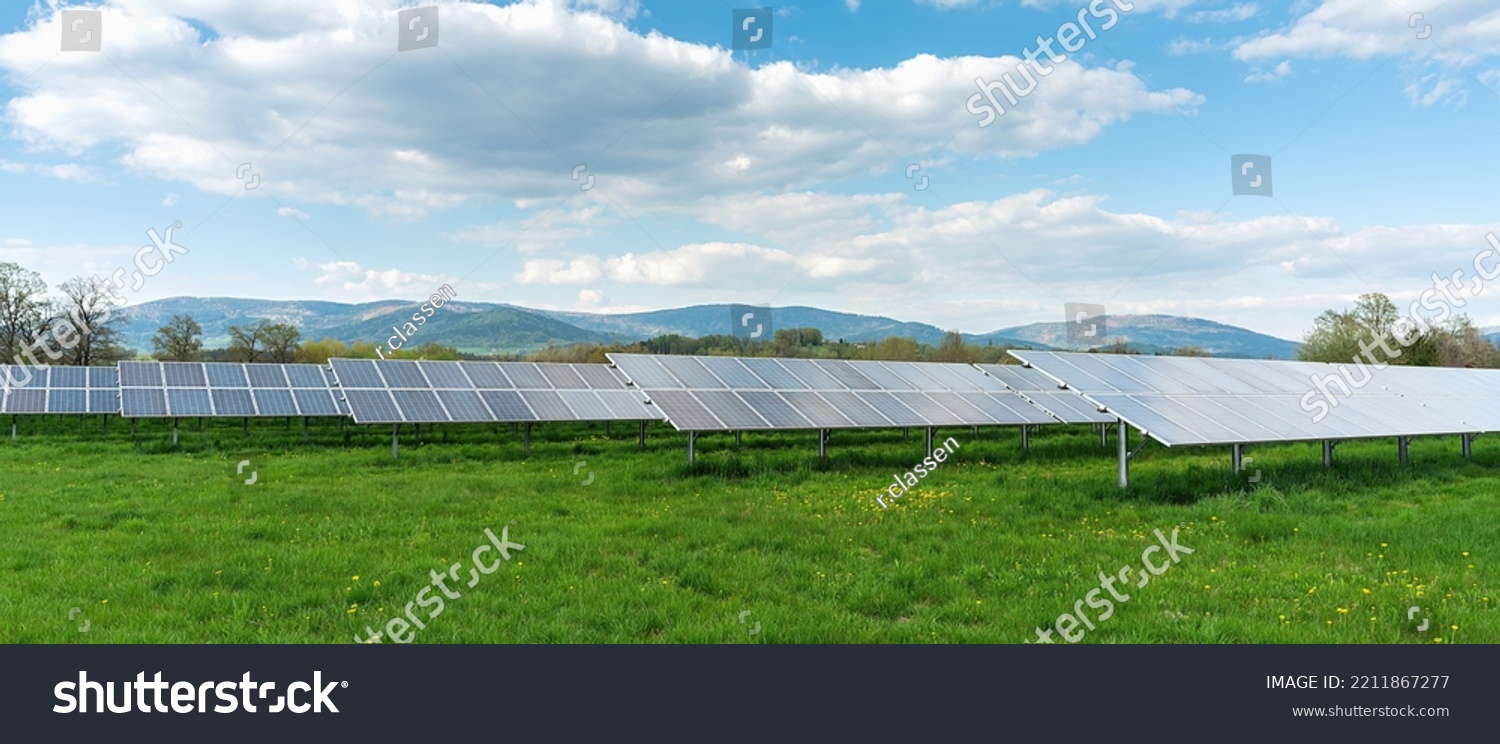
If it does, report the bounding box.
[0,365,119,414]
[975,363,1115,424]
[328,359,661,424]
[118,362,348,418]
[1011,351,1500,447]
[607,354,1055,432]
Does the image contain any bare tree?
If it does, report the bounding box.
[57,276,126,365]
[152,315,203,362]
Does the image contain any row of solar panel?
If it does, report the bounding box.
[119,387,348,418]
[328,359,630,390]
[607,354,1011,393]
[0,365,119,389]
[1,388,119,414]
[118,362,338,389]
[338,388,659,424]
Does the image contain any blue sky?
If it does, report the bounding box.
[0,0,1497,340]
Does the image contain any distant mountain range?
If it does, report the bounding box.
[113,298,1302,359]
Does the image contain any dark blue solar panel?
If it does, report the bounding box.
[437,390,491,421]
[460,362,512,388]
[379,361,430,388]
[343,390,402,423]
[119,362,160,387]
[163,363,206,387]
[205,363,249,387]
[212,388,257,416]
[392,390,449,422]
[659,357,727,389]
[293,389,340,416]
[246,365,289,387]
[596,391,656,419]
[167,388,213,415]
[329,359,384,388]
[285,365,327,388]
[253,389,297,415]
[4,388,45,413]
[418,362,473,389]
[50,367,87,388]
[121,389,167,417]
[88,366,118,388]
[479,390,535,420]
[87,390,117,414]
[48,389,87,413]
[610,357,681,388]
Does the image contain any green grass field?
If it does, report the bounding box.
[0,415,1492,643]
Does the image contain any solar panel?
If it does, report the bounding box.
[1012,351,1500,446]
[47,388,87,413]
[418,361,473,389]
[460,362,511,388]
[50,366,86,388]
[206,363,249,387]
[539,365,589,389]
[779,391,856,427]
[246,365,289,388]
[738,358,807,389]
[736,391,813,429]
[120,388,166,417]
[292,389,341,417]
[856,392,927,427]
[212,388,258,416]
[692,391,771,428]
[167,388,213,416]
[163,363,206,387]
[816,391,894,427]
[330,359,386,388]
[556,390,612,421]
[119,362,160,387]
[697,357,768,389]
[88,390,118,414]
[658,357,728,389]
[646,390,724,430]
[253,389,297,416]
[380,361,430,388]
[776,359,845,390]
[501,364,550,390]
[392,390,449,421]
[88,367,117,388]
[479,390,536,421]
[574,364,625,389]
[518,390,575,421]
[437,390,491,421]
[285,365,328,388]
[344,390,402,423]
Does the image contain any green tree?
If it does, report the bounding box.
[0,262,48,363]
[296,337,347,364]
[152,314,203,362]
[930,330,974,363]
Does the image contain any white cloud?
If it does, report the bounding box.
[294,258,456,300]
[1187,3,1259,23]
[162,192,179,207]
[578,288,604,304]
[1245,60,1292,83]
[0,1,1200,220]
[276,206,310,220]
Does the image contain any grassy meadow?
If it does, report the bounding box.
[0,414,1493,643]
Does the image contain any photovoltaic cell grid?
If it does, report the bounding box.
[1010,351,1500,447]
[606,354,1055,432]
[975,363,1116,425]
[117,362,348,418]
[327,359,661,424]
[0,365,120,414]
